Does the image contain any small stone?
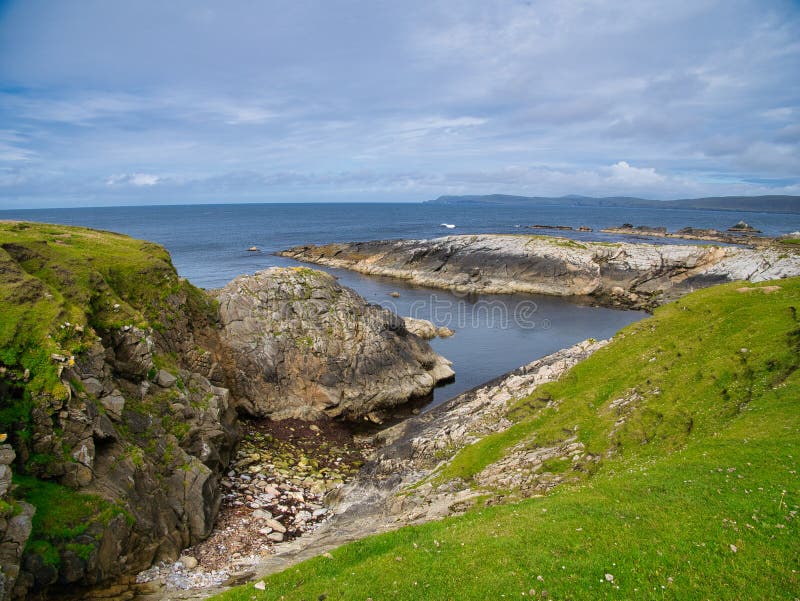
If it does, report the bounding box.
[178,555,198,570]
[99,391,126,420]
[294,510,313,523]
[730,544,738,553]
[267,532,284,542]
[156,369,177,388]
[253,509,272,521]
[265,518,286,533]
[254,580,266,590]
[604,573,614,582]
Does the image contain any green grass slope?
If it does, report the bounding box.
[0,220,211,400]
[216,278,799,600]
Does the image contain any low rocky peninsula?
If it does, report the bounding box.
[598,222,775,245]
[280,234,800,309]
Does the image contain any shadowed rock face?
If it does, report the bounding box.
[214,267,454,421]
[280,235,800,309]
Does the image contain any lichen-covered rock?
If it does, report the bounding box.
[280,235,800,309]
[215,267,454,420]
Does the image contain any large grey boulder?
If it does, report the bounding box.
[215,267,454,420]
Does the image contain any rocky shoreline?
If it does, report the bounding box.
[5,223,799,601]
[279,234,800,309]
[126,418,371,600]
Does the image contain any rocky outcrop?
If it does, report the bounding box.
[7,309,238,598]
[402,317,454,340]
[0,223,239,598]
[280,235,800,309]
[214,267,454,421]
[600,224,771,245]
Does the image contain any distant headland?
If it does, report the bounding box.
[425,194,800,214]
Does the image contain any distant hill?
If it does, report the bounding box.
[426,194,800,213]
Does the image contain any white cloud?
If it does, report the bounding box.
[606,161,666,186]
[106,172,161,186]
[761,107,795,121]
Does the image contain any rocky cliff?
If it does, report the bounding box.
[214,267,454,421]
[280,235,800,309]
[0,222,239,599]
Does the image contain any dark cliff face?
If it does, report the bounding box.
[0,223,238,599]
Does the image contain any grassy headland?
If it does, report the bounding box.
[0,220,212,400]
[215,277,799,600]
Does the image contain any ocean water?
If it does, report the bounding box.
[3,202,797,407]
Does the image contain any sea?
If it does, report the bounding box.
[3,202,799,408]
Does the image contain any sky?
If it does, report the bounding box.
[0,0,799,209]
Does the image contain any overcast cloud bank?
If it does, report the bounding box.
[0,0,798,208]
